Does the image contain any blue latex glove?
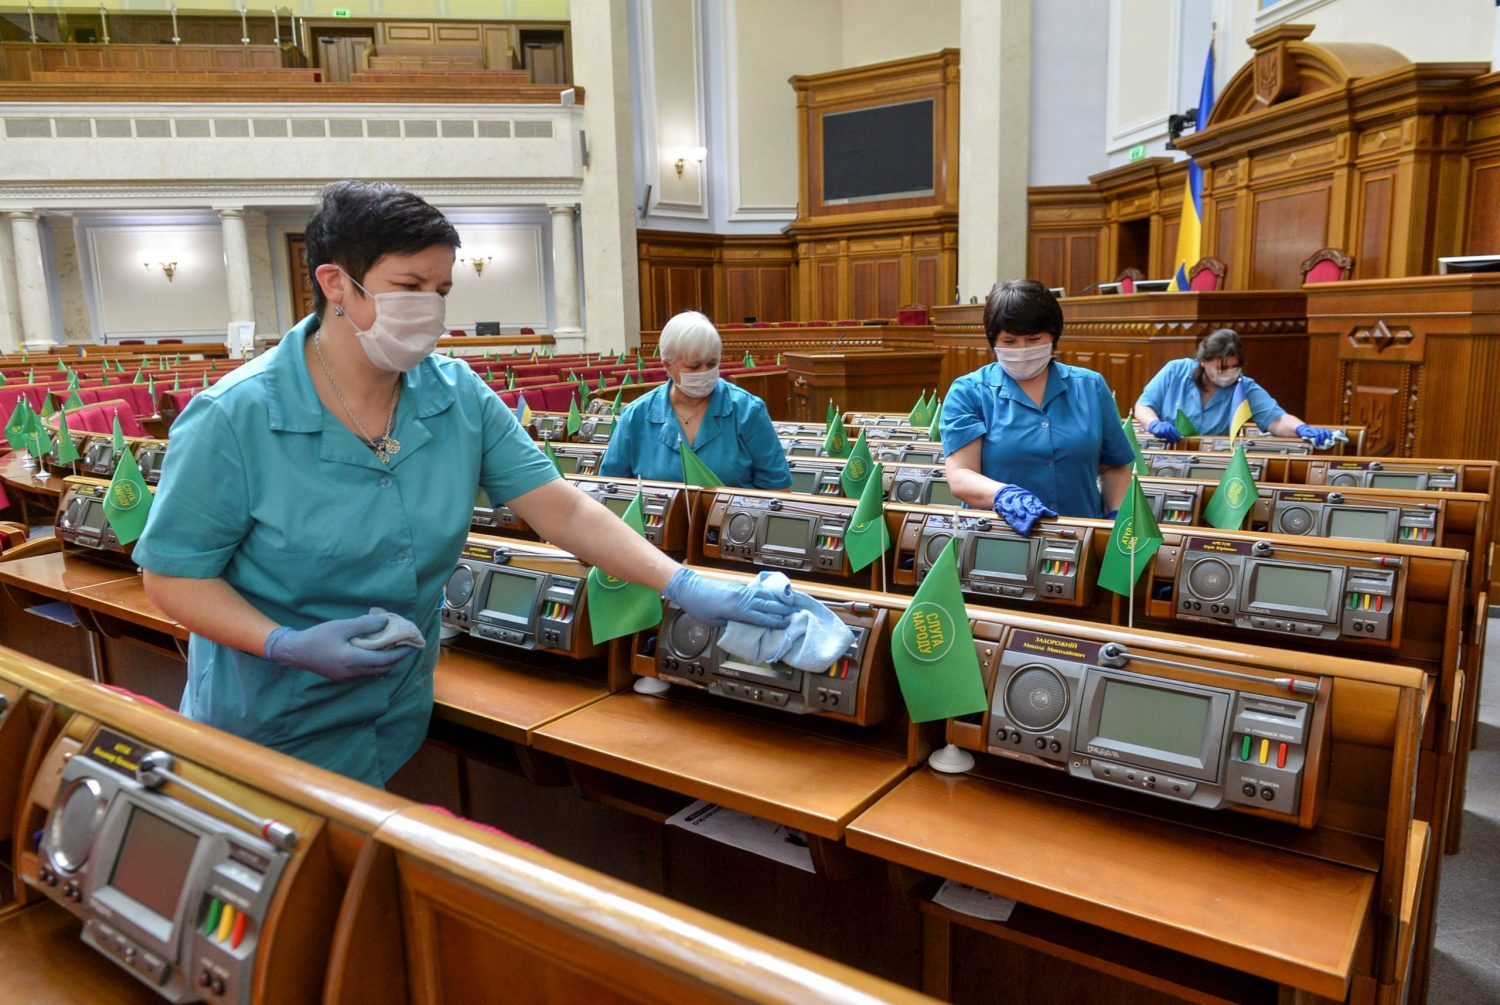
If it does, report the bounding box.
[1146,419,1181,444]
[992,484,1058,536]
[1296,424,1336,449]
[664,568,794,629]
[265,614,410,682]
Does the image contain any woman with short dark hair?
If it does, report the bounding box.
[1133,327,1334,445]
[941,279,1134,531]
[135,181,794,787]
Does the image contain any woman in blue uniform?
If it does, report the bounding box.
[942,279,1135,532]
[134,182,794,788]
[1133,328,1335,446]
[599,311,791,489]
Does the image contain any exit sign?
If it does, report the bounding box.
[1128,144,1147,162]
[332,8,351,16]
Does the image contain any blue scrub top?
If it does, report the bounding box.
[940,360,1135,518]
[133,315,559,787]
[1136,357,1285,435]
[598,379,792,489]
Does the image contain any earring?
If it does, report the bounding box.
[333,305,345,317]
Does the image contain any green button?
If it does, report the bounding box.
[203,898,222,936]
[1241,735,1252,761]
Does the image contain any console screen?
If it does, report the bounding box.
[789,470,818,493]
[928,480,959,507]
[765,515,809,551]
[1096,680,1211,758]
[1188,465,1225,480]
[108,807,198,923]
[79,498,108,531]
[973,536,1030,576]
[483,571,541,620]
[602,496,632,518]
[554,454,580,474]
[1326,508,1392,542]
[788,446,818,457]
[1369,472,1423,490]
[1250,564,1333,612]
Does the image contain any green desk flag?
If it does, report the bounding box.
[64,390,84,412]
[506,371,516,390]
[890,537,987,722]
[597,375,607,393]
[1097,476,1163,597]
[1202,446,1257,530]
[822,412,851,458]
[775,353,782,366]
[840,429,873,499]
[40,392,55,419]
[26,368,34,383]
[132,368,144,384]
[616,352,627,365]
[586,493,665,644]
[111,414,125,457]
[103,446,152,545]
[611,388,624,415]
[67,372,79,389]
[927,400,942,442]
[826,399,837,426]
[679,440,725,488]
[100,372,110,387]
[27,409,51,460]
[147,376,156,401]
[742,351,755,367]
[907,392,928,426]
[54,409,80,465]
[1121,417,1149,475]
[54,408,80,468]
[566,397,582,436]
[621,372,633,387]
[1173,408,1199,438]
[0,372,5,386]
[542,441,564,476]
[201,372,210,389]
[844,462,890,573]
[4,398,29,451]
[173,374,181,392]
[576,376,589,403]
[56,360,68,372]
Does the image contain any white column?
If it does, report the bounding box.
[549,203,582,344]
[572,0,641,353]
[0,220,21,352]
[957,0,1032,301]
[218,207,254,326]
[1493,0,1500,73]
[8,212,60,349]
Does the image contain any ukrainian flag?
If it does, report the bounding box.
[515,392,533,426]
[1228,379,1252,440]
[1168,38,1216,291]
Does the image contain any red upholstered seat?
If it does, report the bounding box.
[897,304,930,325]
[535,383,579,412]
[1119,275,1136,294]
[77,384,155,419]
[519,327,536,335]
[66,400,148,437]
[720,323,746,330]
[750,322,773,328]
[1187,256,1227,292]
[1304,259,1346,283]
[1300,247,1354,284]
[805,320,832,327]
[0,384,49,414]
[497,389,521,408]
[119,339,146,345]
[774,321,799,328]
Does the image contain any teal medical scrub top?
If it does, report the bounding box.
[940,360,1135,518]
[598,380,792,489]
[1136,357,1285,435]
[132,315,559,787]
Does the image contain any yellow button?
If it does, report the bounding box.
[1258,738,1270,765]
[217,903,235,942]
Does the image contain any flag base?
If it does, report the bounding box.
[632,676,672,695]
[927,743,975,774]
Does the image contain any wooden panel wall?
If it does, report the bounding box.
[636,231,796,331]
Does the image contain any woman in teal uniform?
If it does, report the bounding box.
[134,182,794,787]
[942,279,1135,532]
[599,311,791,489]
[1133,328,1335,446]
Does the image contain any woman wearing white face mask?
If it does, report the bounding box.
[1134,328,1334,446]
[599,310,791,489]
[135,183,795,787]
[941,279,1135,531]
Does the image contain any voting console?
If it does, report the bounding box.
[33,727,293,1003]
[55,476,152,565]
[1307,459,1460,492]
[441,536,602,660]
[956,627,1328,823]
[702,490,857,581]
[474,475,688,557]
[1264,488,1440,545]
[892,510,1095,609]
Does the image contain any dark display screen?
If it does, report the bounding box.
[1096,680,1211,758]
[483,571,540,620]
[764,515,809,551]
[789,446,818,457]
[1326,508,1392,542]
[79,498,107,531]
[928,480,959,507]
[1250,564,1333,613]
[821,99,935,204]
[602,496,631,517]
[107,807,199,923]
[973,536,1031,576]
[789,470,818,493]
[1188,465,1226,480]
[554,454,580,474]
[1369,472,1423,490]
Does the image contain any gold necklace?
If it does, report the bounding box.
[314,332,401,463]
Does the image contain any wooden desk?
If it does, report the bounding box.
[0,549,136,604]
[432,647,609,745]
[532,692,911,840]
[784,350,945,424]
[0,901,160,1005]
[1,452,62,526]
[846,770,1374,1001]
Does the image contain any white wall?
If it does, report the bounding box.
[1029,0,1110,186]
[840,0,961,67]
[1225,0,1495,74]
[86,223,229,339]
[444,222,551,330]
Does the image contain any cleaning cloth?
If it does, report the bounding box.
[717,572,854,672]
[349,607,428,651]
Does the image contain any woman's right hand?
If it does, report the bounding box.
[1146,418,1181,444]
[992,484,1057,536]
[265,615,409,681]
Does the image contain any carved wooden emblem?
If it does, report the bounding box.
[1254,44,1300,107]
[1349,320,1413,353]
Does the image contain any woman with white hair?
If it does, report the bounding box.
[600,311,791,488]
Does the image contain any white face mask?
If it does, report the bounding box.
[339,271,446,373]
[1204,363,1242,387]
[674,366,720,398]
[994,342,1053,381]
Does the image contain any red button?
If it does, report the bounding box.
[1375,595,1383,612]
[231,912,247,950]
[1277,742,1287,769]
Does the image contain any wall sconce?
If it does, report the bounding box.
[460,255,493,277]
[672,145,707,179]
[143,260,178,282]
